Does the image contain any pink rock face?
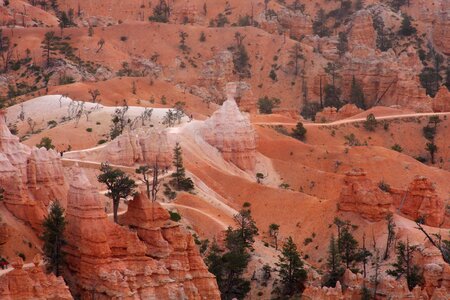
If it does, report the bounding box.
[0,256,73,300]
[433,0,450,55]
[338,169,392,222]
[433,87,450,112]
[64,129,172,168]
[64,168,220,299]
[340,47,432,112]
[315,104,363,123]
[392,177,445,227]
[0,110,66,232]
[202,83,257,170]
[348,10,376,50]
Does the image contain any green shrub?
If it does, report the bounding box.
[169,211,181,222]
[86,128,93,132]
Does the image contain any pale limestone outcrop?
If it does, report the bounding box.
[0,256,73,300]
[64,168,220,299]
[202,82,257,170]
[64,129,172,168]
[0,110,66,232]
[338,169,392,222]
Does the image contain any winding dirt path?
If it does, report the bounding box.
[254,112,450,127]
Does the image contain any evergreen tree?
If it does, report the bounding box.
[387,240,423,290]
[291,122,307,141]
[36,137,55,150]
[313,9,330,37]
[206,204,257,299]
[384,213,396,260]
[399,14,416,36]
[232,205,259,250]
[337,32,348,56]
[425,142,438,164]
[324,235,344,287]
[276,236,307,297]
[41,201,66,276]
[269,223,280,250]
[233,32,250,79]
[97,163,137,223]
[364,113,377,131]
[339,226,359,269]
[149,0,171,23]
[41,31,60,67]
[350,76,366,109]
[171,142,194,191]
[324,84,343,109]
[288,43,303,77]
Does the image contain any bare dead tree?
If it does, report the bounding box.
[26,117,36,133]
[96,38,105,53]
[416,222,450,264]
[88,89,101,103]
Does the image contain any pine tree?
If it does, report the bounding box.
[41,31,60,67]
[269,223,280,250]
[324,235,344,287]
[276,236,307,297]
[399,14,416,36]
[387,240,423,290]
[313,9,330,37]
[171,142,194,191]
[291,122,307,141]
[232,205,259,250]
[337,32,348,56]
[41,201,66,276]
[384,213,396,260]
[425,142,438,164]
[350,76,366,109]
[97,163,137,223]
[339,226,359,269]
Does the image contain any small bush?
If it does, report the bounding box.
[97,139,107,145]
[378,181,390,192]
[18,253,26,261]
[364,113,377,131]
[120,36,128,42]
[47,120,57,128]
[304,237,313,246]
[391,144,403,152]
[291,122,307,141]
[169,211,181,222]
[86,128,93,132]
[257,96,281,114]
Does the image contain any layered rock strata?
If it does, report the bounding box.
[64,168,220,299]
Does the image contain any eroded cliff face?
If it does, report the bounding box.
[0,110,66,232]
[433,86,450,112]
[391,176,445,227]
[0,256,73,300]
[64,168,220,299]
[433,0,450,55]
[338,169,392,222]
[202,83,258,170]
[64,129,172,168]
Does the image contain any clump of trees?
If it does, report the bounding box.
[149,0,171,23]
[41,201,66,276]
[387,239,423,290]
[257,96,280,114]
[275,236,307,297]
[364,113,377,131]
[206,204,258,299]
[291,122,307,141]
[97,163,137,223]
[36,137,55,150]
[422,116,441,164]
[232,32,251,79]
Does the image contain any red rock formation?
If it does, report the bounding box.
[0,110,66,231]
[338,169,392,222]
[391,177,445,227]
[120,190,220,299]
[315,104,363,123]
[64,129,172,168]
[202,83,258,170]
[0,256,73,299]
[340,47,432,112]
[348,10,376,50]
[64,168,220,299]
[433,86,450,112]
